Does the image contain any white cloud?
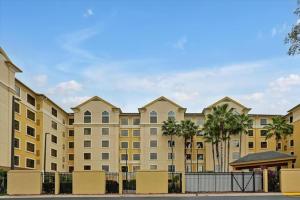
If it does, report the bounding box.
[270,74,300,92]
[271,23,288,37]
[49,80,82,95]
[84,9,94,17]
[33,74,47,87]
[173,36,187,50]
[61,96,91,108]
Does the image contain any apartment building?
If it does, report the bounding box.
[0,47,299,173]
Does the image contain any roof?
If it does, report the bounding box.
[0,47,22,73]
[248,114,282,117]
[203,96,251,113]
[120,113,140,116]
[185,113,204,117]
[71,96,121,111]
[230,151,296,165]
[139,96,186,111]
[288,104,300,113]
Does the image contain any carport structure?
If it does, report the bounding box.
[230,151,296,171]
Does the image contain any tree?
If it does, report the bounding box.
[286,0,300,55]
[179,120,199,172]
[235,114,253,157]
[264,116,293,151]
[161,119,181,172]
[203,122,218,172]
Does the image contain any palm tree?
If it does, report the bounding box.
[162,119,181,171]
[264,116,293,151]
[203,125,217,172]
[179,120,199,172]
[235,113,253,158]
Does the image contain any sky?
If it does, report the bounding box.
[0,0,300,114]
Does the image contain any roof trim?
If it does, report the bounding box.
[139,96,186,111]
[203,96,251,113]
[71,96,121,111]
[288,104,300,113]
[0,47,22,72]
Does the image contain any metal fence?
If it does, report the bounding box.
[185,172,263,193]
[122,172,136,194]
[106,172,119,194]
[42,172,55,194]
[59,173,72,194]
[168,172,182,193]
[268,170,280,192]
[0,172,7,195]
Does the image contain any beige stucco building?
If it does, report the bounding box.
[0,47,299,173]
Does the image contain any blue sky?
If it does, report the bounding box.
[1,0,300,114]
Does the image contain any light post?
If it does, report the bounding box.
[11,96,20,170]
[44,133,50,172]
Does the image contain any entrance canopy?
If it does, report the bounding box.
[230,151,296,170]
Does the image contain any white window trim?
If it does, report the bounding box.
[120,129,129,137]
[132,141,140,149]
[14,155,20,167]
[150,152,157,160]
[150,127,158,136]
[25,157,36,169]
[25,124,36,138]
[101,139,110,148]
[68,129,74,137]
[26,141,36,154]
[50,148,58,158]
[260,141,268,149]
[101,152,110,160]
[68,141,74,149]
[84,140,92,148]
[132,154,140,161]
[15,119,20,132]
[102,127,110,136]
[132,129,141,137]
[84,152,92,160]
[102,111,110,123]
[120,141,129,149]
[102,164,110,172]
[26,108,36,122]
[121,154,128,161]
[150,140,158,148]
[149,111,158,124]
[68,153,74,161]
[15,101,21,115]
[14,137,20,149]
[26,92,36,108]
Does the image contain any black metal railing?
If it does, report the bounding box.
[122,172,136,194]
[42,172,55,194]
[59,173,72,194]
[168,172,182,193]
[0,171,7,195]
[106,172,119,194]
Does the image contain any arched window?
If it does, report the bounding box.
[102,111,109,123]
[168,111,175,121]
[84,111,91,123]
[150,111,157,124]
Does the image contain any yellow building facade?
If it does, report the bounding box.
[0,48,299,173]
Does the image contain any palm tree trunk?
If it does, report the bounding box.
[212,142,216,172]
[239,133,242,158]
[220,140,223,172]
[184,138,187,172]
[171,134,174,169]
[191,137,193,172]
[216,141,220,172]
[227,138,230,172]
[224,139,227,172]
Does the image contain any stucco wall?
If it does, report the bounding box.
[72,171,106,194]
[280,168,300,193]
[136,171,168,194]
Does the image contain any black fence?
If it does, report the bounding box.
[168,172,182,193]
[106,172,119,194]
[268,170,280,192]
[41,172,55,194]
[0,171,7,195]
[185,172,263,193]
[122,172,136,194]
[59,173,72,194]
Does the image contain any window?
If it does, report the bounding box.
[121,142,128,149]
[84,111,91,123]
[51,149,57,157]
[133,130,140,137]
[289,116,293,123]
[84,153,91,160]
[232,140,240,148]
[68,130,74,137]
[14,138,20,148]
[102,111,109,123]
[232,152,240,159]
[84,165,91,170]
[168,165,175,172]
[121,118,128,125]
[168,111,175,121]
[102,153,109,160]
[133,166,140,172]
[197,142,203,149]
[84,140,91,148]
[102,140,109,148]
[15,85,20,97]
[27,94,36,107]
[51,135,57,144]
[290,140,294,147]
[69,166,74,172]
[185,142,191,149]
[133,142,140,149]
[168,140,175,147]
[69,154,74,161]
[102,128,109,135]
[150,165,157,170]
[84,128,91,135]
[69,142,74,149]
[150,111,157,123]
[14,156,19,166]
[26,158,35,168]
[150,153,157,160]
[120,130,129,137]
[277,143,282,150]
[51,108,57,117]
[133,118,140,125]
[196,130,204,136]
[121,166,128,172]
[248,130,254,136]
[69,118,74,125]
[150,128,157,135]
[186,154,191,160]
[168,153,175,160]
[150,140,157,148]
[197,154,204,160]
[121,154,128,161]
[14,120,20,131]
[26,142,35,152]
[197,165,203,172]
[249,120,253,128]
[248,142,254,149]
[27,109,35,121]
[14,102,20,113]
[102,165,109,172]
[291,152,294,155]
[260,118,267,125]
[51,163,57,171]
[26,126,35,137]
[284,145,288,151]
[261,142,268,148]
[133,154,140,160]
[260,130,267,137]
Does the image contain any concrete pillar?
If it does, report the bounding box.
[118,172,123,194]
[181,172,185,194]
[263,169,268,193]
[55,172,60,195]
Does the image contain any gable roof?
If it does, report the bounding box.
[203,96,251,113]
[0,47,22,73]
[288,104,300,113]
[71,96,121,111]
[138,96,186,112]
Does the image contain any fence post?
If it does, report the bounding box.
[231,172,233,192]
[253,171,255,192]
[181,172,185,194]
[242,172,245,192]
[55,172,60,195]
[263,169,268,192]
[118,172,123,194]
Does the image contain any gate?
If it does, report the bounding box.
[268,170,280,192]
[122,172,136,194]
[59,173,72,194]
[42,172,55,194]
[185,172,263,193]
[0,171,7,195]
[106,172,119,194]
[168,172,182,193]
